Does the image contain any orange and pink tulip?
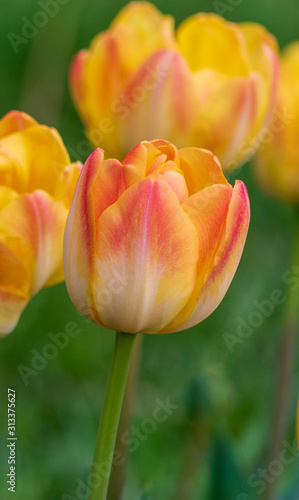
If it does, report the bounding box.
[70,1,279,172]
[64,140,250,334]
[0,111,81,335]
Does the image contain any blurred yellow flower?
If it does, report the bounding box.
[0,111,81,335]
[255,41,299,203]
[69,1,279,172]
[64,139,250,334]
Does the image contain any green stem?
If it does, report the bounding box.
[107,334,143,500]
[87,331,137,500]
[265,209,299,500]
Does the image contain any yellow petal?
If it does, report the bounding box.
[110,1,176,72]
[0,125,70,196]
[179,147,228,195]
[177,13,249,76]
[0,110,37,139]
[239,23,279,146]
[0,239,30,335]
[0,191,67,294]
[63,161,83,209]
[0,289,28,336]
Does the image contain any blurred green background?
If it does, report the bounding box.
[1,0,299,499]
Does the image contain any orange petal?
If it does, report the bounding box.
[69,50,90,125]
[117,50,196,153]
[162,170,188,203]
[0,241,29,335]
[0,190,68,294]
[176,180,250,332]
[162,183,232,333]
[0,289,28,336]
[92,177,198,333]
[64,149,104,322]
[0,110,37,139]
[179,147,228,195]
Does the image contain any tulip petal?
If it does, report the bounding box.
[162,184,232,333]
[146,139,180,165]
[162,170,188,203]
[0,290,28,336]
[0,125,70,195]
[240,23,279,142]
[0,190,67,294]
[110,2,176,72]
[118,50,196,153]
[63,161,83,209]
[0,242,29,335]
[76,32,132,158]
[179,147,228,195]
[122,140,181,179]
[123,142,148,175]
[189,73,255,170]
[92,177,198,333]
[0,110,37,139]
[0,186,18,210]
[175,181,250,332]
[69,50,90,125]
[177,14,249,76]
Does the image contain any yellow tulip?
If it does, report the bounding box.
[255,42,299,202]
[69,1,279,172]
[0,110,81,335]
[64,139,250,334]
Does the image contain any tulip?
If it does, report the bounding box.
[0,110,81,336]
[255,41,299,203]
[64,139,250,334]
[69,1,279,172]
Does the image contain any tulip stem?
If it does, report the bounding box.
[265,208,299,500]
[107,334,143,500]
[86,331,137,500]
